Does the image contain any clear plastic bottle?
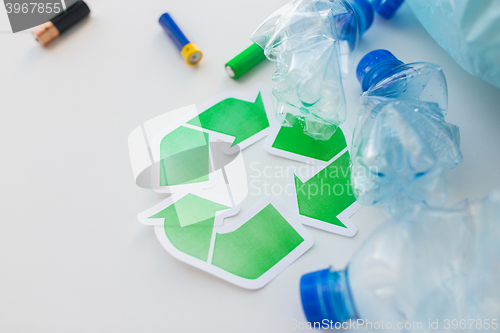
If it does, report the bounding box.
[365,0,500,89]
[251,0,374,140]
[369,0,404,19]
[300,191,500,332]
[351,49,462,216]
[406,0,500,89]
[464,191,500,323]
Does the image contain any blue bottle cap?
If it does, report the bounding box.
[348,0,374,36]
[371,0,404,19]
[300,268,358,325]
[356,49,404,91]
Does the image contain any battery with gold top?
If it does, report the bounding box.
[33,1,91,47]
[159,13,203,66]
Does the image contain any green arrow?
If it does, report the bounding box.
[294,151,356,228]
[149,193,229,261]
[211,203,304,279]
[187,93,270,146]
[159,126,210,186]
[272,119,347,161]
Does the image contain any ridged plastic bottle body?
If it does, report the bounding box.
[360,62,448,110]
[351,62,462,215]
[251,0,374,140]
[464,191,500,322]
[300,193,499,330]
[406,0,500,89]
[346,192,500,332]
[347,208,475,332]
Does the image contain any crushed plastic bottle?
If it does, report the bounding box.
[464,191,500,322]
[369,0,500,89]
[300,190,500,331]
[369,0,404,19]
[405,0,500,89]
[251,0,374,140]
[351,49,462,216]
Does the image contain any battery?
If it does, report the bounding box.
[159,13,203,66]
[225,43,267,79]
[33,1,90,47]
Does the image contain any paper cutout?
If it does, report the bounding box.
[187,92,270,147]
[128,84,361,289]
[211,203,306,279]
[186,84,274,150]
[265,119,352,166]
[218,151,248,207]
[159,126,210,186]
[271,121,347,162]
[287,150,360,237]
[128,105,219,192]
[128,105,199,189]
[148,193,230,261]
[139,193,314,290]
[128,85,273,192]
[150,125,219,194]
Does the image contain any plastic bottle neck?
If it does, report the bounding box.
[348,0,374,37]
[371,0,404,19]
[337,0,374,41]
[362,58,404,91]
[356,49,404,91]
[300,268,359,325]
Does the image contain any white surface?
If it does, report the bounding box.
[0,1,499,332]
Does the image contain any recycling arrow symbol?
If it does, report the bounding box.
[128,84,360,289]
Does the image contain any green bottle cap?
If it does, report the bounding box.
[225,43,267,80]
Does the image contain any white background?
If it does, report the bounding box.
[1,0,500,332]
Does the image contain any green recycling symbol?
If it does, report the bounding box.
[128,84,359,289]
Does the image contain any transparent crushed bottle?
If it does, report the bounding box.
[464,191,500,322]
[251,0,374,140]
[406,0,500,89]
[300,191,500,332]
[365,0,500,89]
[369,0,404,19]
[351,49,462,216]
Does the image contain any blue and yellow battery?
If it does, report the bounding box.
[159,13,203,66]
